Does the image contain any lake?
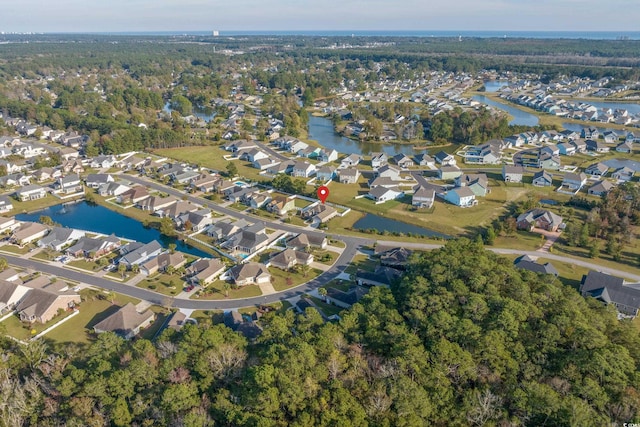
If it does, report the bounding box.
[16,201,210,258]
[307,114,425,156]
[353,213,449,239]
[163,102,216,123]
[472,95,539,126]
[483,81,509,92]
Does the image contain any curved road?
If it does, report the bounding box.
[8,174,637,310]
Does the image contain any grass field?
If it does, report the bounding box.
[137,273,185,296]
[270,266,323,291]
[309,296,343,317]
[0,244,33,255]
[194,281,263,300]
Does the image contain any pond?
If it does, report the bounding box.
[16,201,210,258]
[307,114,425,156]
[483,81,509,92]
[472,95,540,126]
[353,213,450,239]
[163,102,216,123]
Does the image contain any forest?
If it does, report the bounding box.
[1,240,638,426]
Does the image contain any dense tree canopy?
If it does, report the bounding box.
[1,239,638,426]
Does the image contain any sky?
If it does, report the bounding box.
[1,0,639,33]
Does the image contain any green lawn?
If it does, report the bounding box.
[309,296,343,317]
[323,279,353,292]
[228,202,248,212]
[537,257,590,291]
[193,281,263,300]
[33,249,61,261]
[137,273,185,296]
[0,244,33,255]
[191,309,224,325]
[294,198,312,208]
[493,231,545,251]
[153,146,266,182]
[345,254,378,275]
[140,309,171,340]
[311,249,338,265]
[270,266,323,291]
[67,258,103,272]
[12,194,82,214]
[2,306,78,341]
[44,290,140,344]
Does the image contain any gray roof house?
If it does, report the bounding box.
[580,271,640,318]
[502,165,525,183]
[588,180,615,196]
[118,240,163,267]
[514,255,559,276]
[37,227,85,251]
[93,303,155,340]
[228,262,271,286]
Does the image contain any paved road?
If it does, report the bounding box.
[2,240,364,309]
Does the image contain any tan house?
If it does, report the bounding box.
[186,258,227,285]
[265,195,296,216]
[228,262,271,286]
[93,303,155,340]
[117,186,150,205]
[16,288,80,324]
[11,222,49,246]
[141,252,186,276]
[269,248,313,270]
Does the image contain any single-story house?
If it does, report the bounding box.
[588,180,615,196]
[93,303,155,340]
[16,288,81,324]
[228,262,271,286]
[514,255,558,276]
[186,258,227,285]
[516,208,563,232]
[37,227,85,251]
[11,222,49,246]
[15,184,47,202]
[268,248,313,270]
[580,271,640,318]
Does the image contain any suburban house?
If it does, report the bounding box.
[117,186,150,205]
[516,209,563,232]
[375,164,403,180]
[532,170,553,187]
[411,185,435,209]
[11,222,49,246]
[464,142,502,164]
[455,173,489,197]
[571,139,587,153]
[325,286,369,309]
[356,265,403,287]
[0,280,30,314]
[56,175,83,194]
[582,127,599,139]
[186,258,227,285]
[268,248,313,270]
[141,252,186,276]
[443,187,477,207]
[514,255,559,276]
[316,166,336,182]
[588,180,615,196]
[585,162,609,177]
[502,165,525,183]
[65,234,120,259]
[15,184,47,201]
[223,223,269,254]
[93,303,155,340]
[612,167,635,181]
[616,141,633,153]
[378,246,413,270]
[162,201,197,220]
[292,161,316,178]
[367,186,404,204]
[98,182,130,197]
[286,233,327,251]
[580,271,640,318]
[0,216,18,234]
[561,172,588,192]
[137,195,178,213]
[318,149,339,163]
[340,154,363,169]
[33,168,60,182]
[16,287,81,324]
[434,151,456,166]
[603,131,619,144]
[1,173,31,187]
[118,240,163,267]
[265,196,296,216]
[586,139,610,153]
[206,219,249,242]
[37,227,85,251]
[90,155,118,169]
[0,196,14,213]
[176,209,213,232]
[438,166,463,180]
[239,148,269,163]
[85,173,115,189]
[301,203,338,223]
[338,167,360,184]
[414,153,435,167]
[370,152,388,169]
[190,174,221,193]
[392,153,414,169]
[557,141,576,156]
[228,262,271,286]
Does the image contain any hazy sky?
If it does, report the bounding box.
[2,0,639,33]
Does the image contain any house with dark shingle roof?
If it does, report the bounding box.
[580,271,640,318]
[514,255,558,276]
[516,209,563,232]
[93,303,155,339]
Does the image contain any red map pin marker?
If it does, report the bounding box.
[317,186,329,204]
